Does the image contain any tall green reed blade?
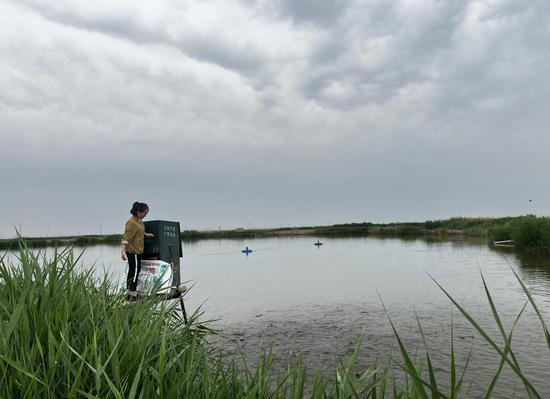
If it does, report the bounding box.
[455,336,474,396]
[307,366,322,399]
[449,312,458,399]
[509,265,550,351]
[414,310,442,399]
[128,355,145,399]
[0,354,47,388]
[480,271,528,398]
[379,355,393,399]
[60,330,124,399]
[378,294,429,399]
[334,337,380,398]
[485,300,527,399]
[76,390,102,399]
[391,374,399,399]
[292,363,306,399]
[429,275,541,399]
[3,302,24,341]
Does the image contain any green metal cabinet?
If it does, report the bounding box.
[143,220,183,284]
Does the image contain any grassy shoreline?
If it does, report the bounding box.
[2,241,550,397]
[1,215,549,252]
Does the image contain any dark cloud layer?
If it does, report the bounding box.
[1,0,549,237]
[278,0,349,26]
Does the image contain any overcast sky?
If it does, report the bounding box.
[1,0,549,237]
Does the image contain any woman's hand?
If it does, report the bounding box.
[145,233,154,238]
[121,243,128,260]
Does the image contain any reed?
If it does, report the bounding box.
[3,216,550,251]
[0,241,385,398]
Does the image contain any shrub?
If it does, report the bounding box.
[511,216,550,250]
[488,225,513,241]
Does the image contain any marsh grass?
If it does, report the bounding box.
[3,216,550,252]
[0,234,122,250]
[0,241,388,398]
[1,240,549,397]
[510,217,550,251]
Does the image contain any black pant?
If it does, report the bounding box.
[127,253,143,291]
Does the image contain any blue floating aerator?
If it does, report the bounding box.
[241,246,253,255]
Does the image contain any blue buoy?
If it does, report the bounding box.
[314,240,323,247]
[241,246,253,255]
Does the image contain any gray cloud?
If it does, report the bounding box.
[300,1,469,108]
[17,0,267,77]
[1,0,550,237]
[278,0,350,26]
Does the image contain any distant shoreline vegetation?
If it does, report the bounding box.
[1,215,549,252]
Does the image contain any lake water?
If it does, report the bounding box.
[6,236,550,397]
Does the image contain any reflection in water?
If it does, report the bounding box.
[488,243,550,275]
[514,250,550,278]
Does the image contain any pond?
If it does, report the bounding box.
[6,236,550,397]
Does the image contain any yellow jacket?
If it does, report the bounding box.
[122,216,145,254]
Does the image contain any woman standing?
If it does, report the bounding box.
[121,202,154,296]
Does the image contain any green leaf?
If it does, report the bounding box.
[4,302,25,342]
[429,274,541,399]
[128,356,145,399]
[0,354,47,387]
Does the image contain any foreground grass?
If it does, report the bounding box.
[1,241,549,397]
[0,242,391,398]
